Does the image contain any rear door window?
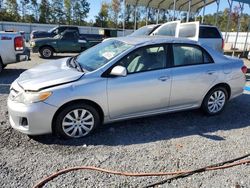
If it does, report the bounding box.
[199,27,221,38]
[172,44,213,67]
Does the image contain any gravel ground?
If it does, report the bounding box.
[0,53,250,188]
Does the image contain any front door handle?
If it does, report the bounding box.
[207,70,216,75]
[158,76,170,81]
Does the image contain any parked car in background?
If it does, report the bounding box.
[178,22,224,53]
[0,31,30,72]
[31,30,91,58]
[8,36,246,139]
[30,26,80,39]
[30,25,104,47]
[132,21,224,53]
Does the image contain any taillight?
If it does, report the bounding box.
[241,65,247,74]
[222,38,224,49]
[14,36,24,51]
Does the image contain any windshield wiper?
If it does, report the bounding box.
[67,56,84,72]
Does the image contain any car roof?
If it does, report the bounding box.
[114,36,198,46]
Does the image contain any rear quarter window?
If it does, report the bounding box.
[199,27,221,38]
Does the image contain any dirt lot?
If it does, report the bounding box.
[0,53,250,188]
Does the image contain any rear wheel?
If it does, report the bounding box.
[39,46,54,59]
[54,103,100,139]
[202,87,228,115]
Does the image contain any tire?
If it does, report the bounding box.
[54,103,101,139]
[39,46,54,59]
[202,87,228,116]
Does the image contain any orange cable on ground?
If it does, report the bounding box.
[33,154,250,188]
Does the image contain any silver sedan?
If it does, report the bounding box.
[8,37,246,139]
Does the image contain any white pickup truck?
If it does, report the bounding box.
[0,32,30,73]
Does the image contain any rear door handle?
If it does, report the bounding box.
[158,76,170,81]
[207,70,216,75]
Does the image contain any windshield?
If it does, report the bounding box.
[130,25,157,36]
[76,39,133,71]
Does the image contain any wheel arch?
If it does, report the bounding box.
[39,45,56,53]
[51,99,104,134]
[206,83,231,100]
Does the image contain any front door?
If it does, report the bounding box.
[58,32,81,52]
[107,45,172,119]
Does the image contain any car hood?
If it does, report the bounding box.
[17,58,84,91]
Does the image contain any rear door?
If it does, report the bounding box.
[169,43,219,109]
[199,26,223,53]
[151,21,180,37]
[178,21,199,41]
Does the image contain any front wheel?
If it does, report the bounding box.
[202,87,228,115]
[54,103,101,139]
[39,47,54,59]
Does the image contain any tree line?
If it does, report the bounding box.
[0,0,249,32]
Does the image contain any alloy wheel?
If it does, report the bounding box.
[62,109,94,138]
[207,90,226,113]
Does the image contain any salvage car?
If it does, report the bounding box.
[8,37,246,139]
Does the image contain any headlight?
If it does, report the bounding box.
[30,41,35,47]
[14,91,52,104]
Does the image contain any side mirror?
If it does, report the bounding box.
[110,66,127,77]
